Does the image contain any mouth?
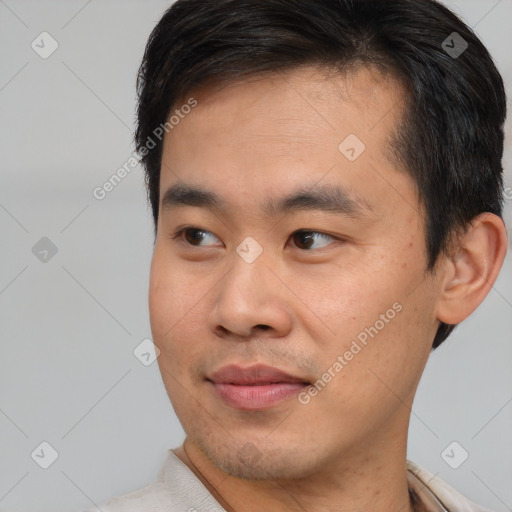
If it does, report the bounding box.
[206,364,310,410]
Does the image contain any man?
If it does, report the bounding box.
[85,0,508,511]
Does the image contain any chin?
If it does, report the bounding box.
[194,434,321,481]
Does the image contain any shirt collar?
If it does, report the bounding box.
[160,450,452,512]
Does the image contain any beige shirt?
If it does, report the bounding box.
[81,449,495,512]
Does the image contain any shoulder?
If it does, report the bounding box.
[77,449,226,512]
[79,480,173,512]
[406,459,496,512]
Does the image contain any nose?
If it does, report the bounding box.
[208,250,293,340]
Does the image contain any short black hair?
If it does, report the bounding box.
[135,0,507,349]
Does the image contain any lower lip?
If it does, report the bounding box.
[210,382,307,410]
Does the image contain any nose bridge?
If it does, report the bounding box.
[209,241,291,338]
[220,244,271,314]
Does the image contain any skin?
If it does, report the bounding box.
[148,65,507,512]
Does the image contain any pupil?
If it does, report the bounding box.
[297,232,313,249]
[186,229,203,244]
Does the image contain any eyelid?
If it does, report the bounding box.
[171,226,223,246]
[171,226,344,250]
[291,229,342,250]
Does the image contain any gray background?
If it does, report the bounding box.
[0,1,510,511]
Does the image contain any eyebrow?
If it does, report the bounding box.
[161,182,374,219]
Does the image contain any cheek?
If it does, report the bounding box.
[307,251,434,398]
[148,257,178,339]
[345,287,433,397]
[311,301,430,439]
[149,250,202,351]
[149,247,223,382]
[299,254,411,346]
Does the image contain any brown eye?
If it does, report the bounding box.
[172,227,221,247]
[183,228,206,245]
[291,230,336,250]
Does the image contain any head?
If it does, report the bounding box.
[137,0,508,480]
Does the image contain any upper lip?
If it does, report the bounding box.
[207,364,309,385]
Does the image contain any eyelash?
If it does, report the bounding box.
[170,227,343,251]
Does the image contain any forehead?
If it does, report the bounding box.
[166,64,404,145]
[159,64,415,221]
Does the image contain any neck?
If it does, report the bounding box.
[174,434,416,512]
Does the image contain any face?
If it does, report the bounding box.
[149,65,443,480]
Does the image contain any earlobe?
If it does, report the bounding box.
[435,213,508,325]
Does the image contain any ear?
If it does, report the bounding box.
[435,212,508,325]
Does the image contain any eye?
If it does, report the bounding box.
[171,227,339,251]
[290,230,337,250]
[172,227,221,247]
